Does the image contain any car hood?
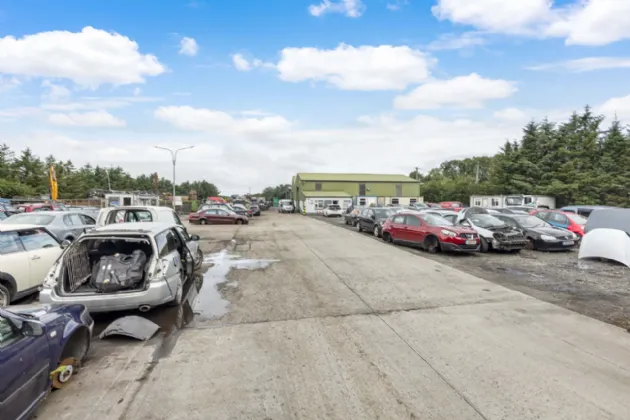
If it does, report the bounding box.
[10,303,84,324]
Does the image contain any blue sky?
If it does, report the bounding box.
[1,0,629,193]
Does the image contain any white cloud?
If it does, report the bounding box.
[154,106,292,134]
[597,94,630,123]
[308,0,365,17]
[232,54,252,71]
[493,107,529,122]
[394,73,517,110]
[276,44,434,90]
[133,87,141,96]
[47,110,127,127]
[179,37,199,56]
[427,32,487,50]
[386,0,408,11]
[0,26,165,88]
[41,80,71,100]
[432,0,630,46]
[0,76,21,92]
[527,57,630,72]
[40,96,162,112]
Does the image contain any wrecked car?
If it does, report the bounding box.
[493,214,579,251]
[39,222,202,313]
[456,207,527,252]
[0,303,93,420]
[579,208,630,267]
[95,206,185,229]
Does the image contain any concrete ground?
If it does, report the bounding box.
[36,211,630,420]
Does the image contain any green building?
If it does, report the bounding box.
[292,173,423,213]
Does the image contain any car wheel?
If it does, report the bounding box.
[53,328,90,389]
[373,225,379,237]
[0,284,11,307]
[480,237,489,252]
[383,232,392,243]
[200,219,207,225]
[425,236,440,253]
[236,219,243,225]
[356,222,362,232]
[195,249,204,269]
[525,238,535,250]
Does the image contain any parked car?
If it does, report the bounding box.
[189,208,249,225]
[2,211,96,242]
[356,207,396,237]
[200,203,235,212]
[15,203,67,213]
[0,225,65,306]
[559,205,617,218]
[96,206,184,229]
[454,208,527,252]
[39,222,201,313]
[408,203,429,210]
[323,204,343,217]
[0,303,94,419]
[382,212,480,252]
[530,209,587,238]
[279,200,294,213]
[250,205,261,216]
[492,214,578,251]
[487,208,528,215]
[344,206,363,226]
[439,201,464,210]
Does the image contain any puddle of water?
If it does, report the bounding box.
[194,249,279,321]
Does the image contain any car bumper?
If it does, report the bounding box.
[534,239,577,251]
[440,242,480,252]
[492,239,528,251]
[39,278,181,313]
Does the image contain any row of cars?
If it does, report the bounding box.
[339,204,583,253]
[0,204,208,420]
[188,201,268,225]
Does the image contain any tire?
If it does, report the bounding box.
[373,225,379,237]
[357,222,362,232]
[53,328,90,389]
[236,219,243,225]
[195,249,204,269]
[383,232,392,243]
[511,249,522,254]
[480,237,489,253]
[425,236,441,253]
[0,283,11,307]
[65,236,75,242]
[200,219,207,225]
[525,238,535,250]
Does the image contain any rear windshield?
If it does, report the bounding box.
[567,213,587,225]
[421,214,453,226]
[374,209,394,218]
[328,205,341,209]
[2,213,55,225]
[470,214,505,228]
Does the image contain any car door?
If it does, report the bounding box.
[68,213,87,238]
[79,214,96,233]
[203,209,219,224]
[403,214,423,243]
[175,226,198,264]
[389,215,406,241]
[0,231,30,296]
[0,314,50,420]
[17,228,62,289]
[216,209,232,224]
[155,230,182,285]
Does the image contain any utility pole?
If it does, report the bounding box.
[154,145,195,209]
[475,162,480,184]
[106,165,112,191]
[415,166,420,180]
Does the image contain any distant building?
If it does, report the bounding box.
[292,173,423,214]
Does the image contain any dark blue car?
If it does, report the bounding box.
[0,304,93,420]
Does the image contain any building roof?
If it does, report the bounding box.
[302,191,352,198]
[297,173,418,183]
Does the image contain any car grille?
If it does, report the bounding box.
[458,233,476,239]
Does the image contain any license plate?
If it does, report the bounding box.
[466,239,477,245]
[562,241,574,246]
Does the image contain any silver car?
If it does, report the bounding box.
[39,222,203,313]
[0,211,96,242]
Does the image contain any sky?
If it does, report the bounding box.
[1,0,630,194]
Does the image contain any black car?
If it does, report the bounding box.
[493,214,578,251]
[250,205,261,216]
[344,205,362,226]
[356,207,396,237]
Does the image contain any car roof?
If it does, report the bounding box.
[90,222,176,234]
[0,224,52,232]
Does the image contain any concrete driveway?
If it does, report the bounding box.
[37,212,630,420]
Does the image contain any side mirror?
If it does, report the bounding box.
[21,320,44,337]
[371,215,376,220]
[60,239,72,249]
[461,220,471,227]
[190,234,200,241]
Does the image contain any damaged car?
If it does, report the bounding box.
[39,222,202,313]
[493,214,579,251]
[0,303,93,420]
[579,208,630,267]
[456,208,527,252]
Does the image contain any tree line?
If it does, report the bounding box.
[412,107,630,207]
[0,145,220,200]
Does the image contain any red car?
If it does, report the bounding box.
[189,208,249,225]
[382,211,480,252]
[15,203,65,212]
[439,201,464,210]
[530,209,586,237]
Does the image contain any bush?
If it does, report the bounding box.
[0,179,36,197]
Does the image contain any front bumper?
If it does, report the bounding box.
[440,241,480,252]
[39,277,182,313]
[534,239,577,251]
[492,239,528,251]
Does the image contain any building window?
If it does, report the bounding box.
[315,200,325,209]
[315,183,322,191]
[359,198,366,206]
[359,183,366,196]
[391,198,400,205]
[410,198,417,204]
[395,183,402,196]
[474,199,481,206]
[491,198,499,207]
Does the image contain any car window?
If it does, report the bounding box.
[0,231,23,255]
[3,213,55,225]
[165,230,181,253]
[217,210,229,216]
[443,214,457,223]
[549,212,568,224]
[392,215,405,224]
[63,214,74,226]
[18,228,59,251]
[405,215,421,226]
[567,213,587,225]
[79,214,96,225]
[131,210,153,222]
[534,211,549,221]
[70,214,83,226]
[156,231,169,257]
[0,212,7,221]
[171,211,183,225]
[499,217,518,227]
[205,209,218,215]
[0,316,22,348]
[175,226,191,241]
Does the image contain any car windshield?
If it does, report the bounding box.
[469,214,505,228]
[374,209,394,218]
[328,205,340,209]
[567,213,587,225]
[2,213,55,225]
[512,215,547,228]
[422,214,454,226]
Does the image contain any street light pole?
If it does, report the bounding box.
[154,145,195,209]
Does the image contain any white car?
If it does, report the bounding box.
[323,205,343,217]
[96,206,185,228]
[0,225,64,306]
[279,200,294,213]
[39,222,202,313]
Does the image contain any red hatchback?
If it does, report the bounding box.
[439,201,464,210]
[382,211,480,252]
[189,208,249,225]
[530,209,587,237]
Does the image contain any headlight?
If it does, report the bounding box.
[441,229,457,237]
[540,235,556,241]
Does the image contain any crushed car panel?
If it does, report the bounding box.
[99,315,160,340]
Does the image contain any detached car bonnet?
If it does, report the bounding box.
[579,208,630,267]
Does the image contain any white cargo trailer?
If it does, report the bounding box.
[469,195,556,209]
